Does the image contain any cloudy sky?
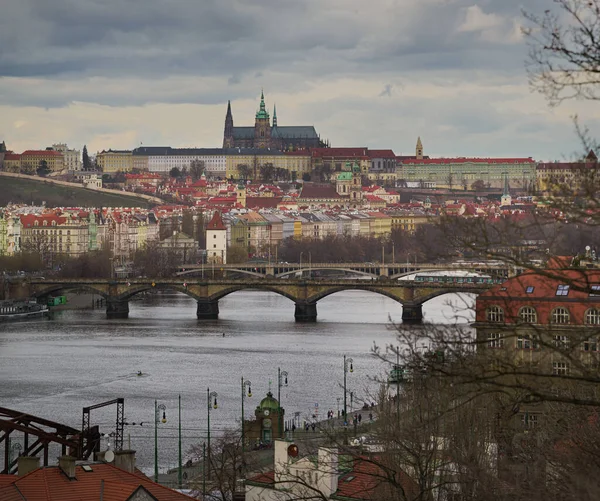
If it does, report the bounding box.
[0,0,597,160]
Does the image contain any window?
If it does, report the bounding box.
[590,285,600,297]
[583,337,599,352]
[519,306,537,324]
[213,244,216,248]
[552,361,570,375]
[517,335,540,350]
[551,307,570,324]
[586,309,600,325]
[526,286,535,294]
[556,284,570,296]
[521,413,538,428]
[553,335,569,349]
[213,235,217,239]
[487,333,504,348]
[486,306,504,323]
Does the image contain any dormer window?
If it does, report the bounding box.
[556,284,570,296]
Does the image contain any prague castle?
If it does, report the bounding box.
[223,91,327,151]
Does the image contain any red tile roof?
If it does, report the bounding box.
[21,150,63,156]
[246,197,283,209]
[367,149,396,158]
[207,211,226,230]
[299,183,341,199]
[0,463,195,501]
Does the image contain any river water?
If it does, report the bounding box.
[0,290,474,474]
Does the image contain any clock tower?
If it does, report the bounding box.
[244,391,285,446]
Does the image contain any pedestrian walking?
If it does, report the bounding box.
[358,413,362,423]
[369,412,373,421]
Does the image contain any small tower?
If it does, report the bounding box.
[206,211,227,264]
[416,137,424,159]
[254,90,271,148]
[349,161,363,207]
[501,173,512,206]
[236,181,247,208]
[223,101,234,148]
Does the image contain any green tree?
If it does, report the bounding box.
[36,160,50,177]
[169,167,181,179]
[226,244,248,263]
[189,160,205,181]
[237,164,250,181]
[82,145,92,171]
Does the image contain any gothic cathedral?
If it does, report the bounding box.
[223,91,327,151]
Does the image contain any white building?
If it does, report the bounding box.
[52,143,81,171]
[138,147,227,177]
[206,211,227,264]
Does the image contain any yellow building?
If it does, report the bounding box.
[225,149,311,180]
[390,211,432,233]
[132,153,149,172]
[365,212,392,238]
[21,150,64,173]
[96,150,133,173]
[3,153,21,172]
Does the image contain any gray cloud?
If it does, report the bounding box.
[0,0,593,161]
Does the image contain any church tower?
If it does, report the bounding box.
[223,100,234,148]
[254,90,271,148]
[416,137,423,159]
[273,104,278,127]
[501,173,512,206]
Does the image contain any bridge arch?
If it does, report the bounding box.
[276,268,378,279]
[177,268,266,279]
[115,283,205,302]
[413,287,485,305]
[306,285,406,305]
[31,284,111,300]
[207,285,298,303]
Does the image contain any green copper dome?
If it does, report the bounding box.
[255,90,270,120]
[259,391,279,410]
[337,172,352,181]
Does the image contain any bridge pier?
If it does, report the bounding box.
[402,304,423,324]
[106,299,129,319]
[197,300,219,320]
[295,302,317,323]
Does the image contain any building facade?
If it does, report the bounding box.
[96,150,133,173]
[401,157,537,190]
[21,150,64,174]
[223,91,326,151]
[206,211,227,264]
[52,143,81,171]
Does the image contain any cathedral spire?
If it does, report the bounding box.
[255,89,270,120]
[223,100,234,148]
[273,104,277,127]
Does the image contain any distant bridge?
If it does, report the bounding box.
[27,277,496,323]
[176,261,518,280]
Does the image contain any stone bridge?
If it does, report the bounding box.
[27,278,495,323]
[177,261,517,280]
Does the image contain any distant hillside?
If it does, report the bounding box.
[0,175,158,208]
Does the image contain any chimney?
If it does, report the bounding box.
[114,450,136,473]
[17,456,40,476]
[317,447,339,497]
[58,455,77,479]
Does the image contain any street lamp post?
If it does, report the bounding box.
[207,388,218,480]
[178,395,182,489]
[343,355,353,423]
[241,377,252,453]
[337,397,341,418]
[154,400,167,483]
[308,252,312,278]
[299,252,303,278]
[278,367,288,438]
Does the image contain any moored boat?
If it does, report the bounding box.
[0,299,49,322]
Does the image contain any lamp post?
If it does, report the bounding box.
[343,355,353,423]
[207,388,218,480]
[350,391,354,413]
[308,252,312,278]
[278,367,288,438]
[8,439,21,470]
[337,397,341,418]
[241,377,252,453]
[178,395,182,489]
[154,401,167,483]
[299,252,303,278]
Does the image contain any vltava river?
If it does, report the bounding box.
[0,290,474,473]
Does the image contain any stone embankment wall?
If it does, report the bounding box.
[0,171,164,205]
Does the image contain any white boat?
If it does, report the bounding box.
[0,299,49,322]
